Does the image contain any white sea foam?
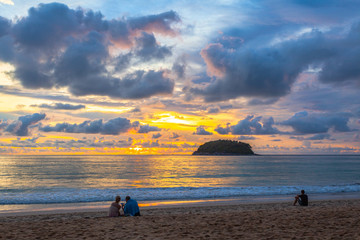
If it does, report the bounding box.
[1,184,360,205]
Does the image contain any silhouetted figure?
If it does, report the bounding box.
[293,190,308,206]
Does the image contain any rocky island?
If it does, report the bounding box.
[192,140,255,155]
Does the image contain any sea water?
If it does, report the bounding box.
[0,155,359,213]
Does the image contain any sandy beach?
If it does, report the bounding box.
[1,199,360,239]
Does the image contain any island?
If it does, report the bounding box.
[192,140,255,155]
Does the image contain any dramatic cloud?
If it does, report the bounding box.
[152,133,162,139]
[215,116,279,135]
[193,126,213,135]
[0,3,179,99]
[208,107,220,114]
[306,133,332,141]
[281,111,351,134]
[4,113,45,136]
[170,132,180,139]
[40,117,131,135]
[134,32,172,61]
[231,116,279,135]
[35,103,85,110]
[190,19,360,102]
[137,124,161,133]
[214,123,231,135]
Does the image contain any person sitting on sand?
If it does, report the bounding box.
[108,195,122,217]
[123,196,140,216]
[293,190,308,206]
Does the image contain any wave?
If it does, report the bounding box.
[1,183,360,205]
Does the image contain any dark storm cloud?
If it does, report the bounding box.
[35,103,85,110]
[191,30,332,102]
[129,107,141,113]
[0,86,127,107]
[152,133,162,139]
[193,126,213,135]
[231,116,280,135]
[134,32,172,61]
[318,29,360,85]
[0,3,180,99]
[215,116,279,135]
[190,14,360,102]
[40,117,131,135]
[170,132,180,139]
[306,133,331,140]
[281,111,351,134]
[128,10,180,35]
[248,98,278,106]
[237,136,256,140]
[208,107,220,114]
[214,124,231,135]
[137,124,161,133]
[62,65,174,99]
[4,113,46,136]
[0,16,10,37]
[172,55,187,79]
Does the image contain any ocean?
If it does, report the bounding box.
[1,155,360,214]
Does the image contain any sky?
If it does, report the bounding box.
[0,0,359,155]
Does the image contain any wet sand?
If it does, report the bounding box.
[1,199,360,239]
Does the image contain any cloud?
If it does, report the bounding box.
[193,126,213,135]
[237,136,256,140]
[231,115,280,135]
[134,32,172,61]
[137,124,161,133]
[35,103,85,110]
[0,3,179,99]
[281,111,351,134]
[189,17,360,102]
[215,115,279,135]
[128,10,180,36]
[306,133,331,140]
[170,132,180,139]
[40,117,131,135]
[2,136,134,150]
[190,30,331,102]
[172,55,187,79]
[152,133,162,139]
[0,0,14,5]
[4,113,46,136]
[214,123,231,135]
[208,107,220,114]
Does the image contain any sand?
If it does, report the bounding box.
[1,199,360,239]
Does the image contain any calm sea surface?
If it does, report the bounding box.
[0,155,360,212]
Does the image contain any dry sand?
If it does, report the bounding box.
[1,199,360,239]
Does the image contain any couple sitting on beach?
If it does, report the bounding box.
[108,195,140,217]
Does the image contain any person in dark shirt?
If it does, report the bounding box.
[293,189,308,206]
[123,196,141,216]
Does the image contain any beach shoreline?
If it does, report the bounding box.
[1,191,359,217]
[1,198,360,239]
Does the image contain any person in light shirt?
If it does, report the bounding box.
[108,195,122,217]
